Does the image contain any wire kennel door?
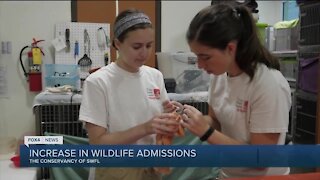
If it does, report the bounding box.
[34,104,87,138]
[34,103,86,179]
[179,101,209,115]
[34,102,207,136]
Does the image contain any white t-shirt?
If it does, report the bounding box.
[79,62,169,145]
[208,63,291,178]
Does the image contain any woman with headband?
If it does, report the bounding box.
[164,3,291,178]
[79,9,179,180]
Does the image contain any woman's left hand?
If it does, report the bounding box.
[180,104,210,137]
[162,100,183,113]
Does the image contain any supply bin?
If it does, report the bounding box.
[156,52,210,93]
[274,26,298,51]
[256,23,268,46]
[298,56,319,94]
[44,64,80,89]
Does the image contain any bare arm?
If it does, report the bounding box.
[203,105,221,131]
[181,104,280,145]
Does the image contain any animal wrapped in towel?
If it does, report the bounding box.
[154,110,185,174]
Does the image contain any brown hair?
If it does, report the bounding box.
[187,4,279,80]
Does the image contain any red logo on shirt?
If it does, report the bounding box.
[153,89,160,99]
[236,99,248,112]
[147,88,160,99]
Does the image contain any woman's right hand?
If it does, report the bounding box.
[145,113,180,136]
[180,104,209,138]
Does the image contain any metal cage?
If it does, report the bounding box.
[178,101,209,115]
[34,104,87,138]
[34,103,86,179]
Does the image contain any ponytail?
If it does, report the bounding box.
[187,4,280,81]
[235,5,280,80]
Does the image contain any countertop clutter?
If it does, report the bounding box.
[0,153,37,180]
[0,136,37,179]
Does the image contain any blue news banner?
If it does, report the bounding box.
[20,145,320,167]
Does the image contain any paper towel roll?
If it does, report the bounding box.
[97,29,106,48]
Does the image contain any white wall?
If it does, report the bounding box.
[257,1,283,26]
[0,1,71,139]
[161,1,211,52]
[161,0,283,52]
[0,0,284,140]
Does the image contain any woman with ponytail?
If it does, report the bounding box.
[169,3,291,178]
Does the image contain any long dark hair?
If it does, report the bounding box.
[187,4,279,80]
[211,0,259,13]
[112,9,152,49]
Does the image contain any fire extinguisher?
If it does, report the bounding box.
[19,38,45,92]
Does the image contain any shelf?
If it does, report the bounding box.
[272,50,298,57]
[296,89,317,102]
[297,111,316,118]
[296,128,315,136]
[286,77,296,82]
[298,45,320,56]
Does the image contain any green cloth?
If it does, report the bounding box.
[50,167,89,180]
[44,132,220,180]
[162,130,220,180]
[274,19,299,29]
[44,132,89,180]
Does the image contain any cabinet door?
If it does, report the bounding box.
[74,0,157,67]
[76,1,116,23]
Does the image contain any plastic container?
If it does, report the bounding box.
[45,64,79,77]
[279,57,297,81]
[265,27,275,51]
[45,76,80,88]
[44,64,80,88]
[298,56,319,93]
[156,52,198,79]
[156,52,210,93]
[274,26,298,51]
[256,23,268,46]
